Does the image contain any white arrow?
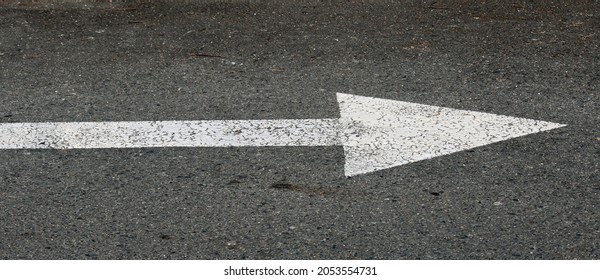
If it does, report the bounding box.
[0,93,565,176]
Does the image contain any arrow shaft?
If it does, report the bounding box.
[0,119,342,149]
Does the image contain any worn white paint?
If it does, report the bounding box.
[336,93,566,176]
[0,119,341,149]
[0,93,566,176]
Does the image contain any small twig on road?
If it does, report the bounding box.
[426,1,451,10]
[189,52,225,58]
[104,7,137,12]
[427,6,451,10]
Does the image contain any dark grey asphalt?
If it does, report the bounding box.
[0,0,598,259]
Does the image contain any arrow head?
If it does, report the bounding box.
[336,93,566,177]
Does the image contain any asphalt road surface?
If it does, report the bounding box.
[0,0,598,259]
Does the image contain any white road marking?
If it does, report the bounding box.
[337,93,565,176]
[0,119,341,149]
[0,93,566,176]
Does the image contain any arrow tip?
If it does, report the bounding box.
[336,93,566,177]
